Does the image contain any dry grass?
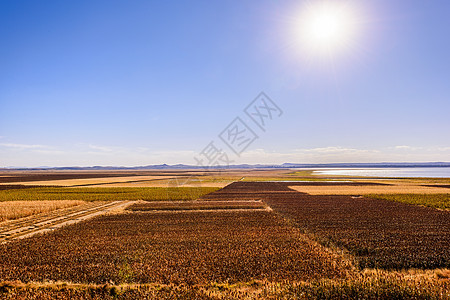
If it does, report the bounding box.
[0,269,448,299]
[0,270,447,299]
[0,200,85,221]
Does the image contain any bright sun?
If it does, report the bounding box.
[296,1,359,57]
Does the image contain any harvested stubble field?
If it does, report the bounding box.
[221,181,450,269]
[0,210,352,285]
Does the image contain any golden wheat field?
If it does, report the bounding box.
[0,200,84,221]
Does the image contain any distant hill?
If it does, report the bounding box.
[2,162,450,171]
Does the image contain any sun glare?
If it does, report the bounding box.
[296,1,360,57]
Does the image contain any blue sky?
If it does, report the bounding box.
[1,0,449,167]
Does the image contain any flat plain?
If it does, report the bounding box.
[0,169,449,299]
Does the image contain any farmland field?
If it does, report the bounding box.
[0,200,84,221]
[288,182,450,194]
[0,169,449,299]
[0,186,220,202]
[0,210,352,284]
[199,181,450,269]
[368,193,450,209]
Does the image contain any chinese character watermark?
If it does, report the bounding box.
[167,92,282,198]
[245,92,283,131]
[219,117,258,156]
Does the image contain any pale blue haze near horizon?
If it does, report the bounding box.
[1,0,449,167]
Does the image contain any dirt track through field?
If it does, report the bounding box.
[0,201,132,243]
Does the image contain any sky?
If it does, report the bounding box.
[1,0,449,167]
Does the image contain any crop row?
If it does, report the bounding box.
[0,210,351,285]
[219,182,450,269]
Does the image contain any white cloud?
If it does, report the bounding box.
[0,143,51,150]
[33,149,66,155]
[87,144,115,152]
[299,146,377,154]
[393,145,422,151]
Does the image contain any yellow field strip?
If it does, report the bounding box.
[0,201,133,243]
[288,184,450,195]
[87,180,233,188]
[0,200,84,222]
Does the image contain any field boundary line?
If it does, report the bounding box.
[132,207,272,213]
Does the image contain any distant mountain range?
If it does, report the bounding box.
[2,162,450,171]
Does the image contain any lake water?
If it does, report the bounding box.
[312,167,450,178]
